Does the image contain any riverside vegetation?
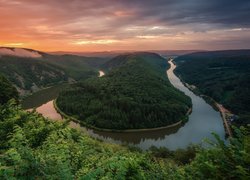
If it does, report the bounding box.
[0,73,249,179]
[57,53,191,130]
[174,50,250,127]
[0,75,19,105]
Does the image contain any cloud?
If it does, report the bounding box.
[0,0,249,51]
[73,39,119,45]
[0,47,42,58]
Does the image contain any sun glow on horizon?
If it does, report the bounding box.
[73,39,119,45]
[0,0,249,52]
[1,43,24,47]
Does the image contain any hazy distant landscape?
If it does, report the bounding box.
[0,0,249,179]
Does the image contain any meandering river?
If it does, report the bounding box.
[22,62,225,150]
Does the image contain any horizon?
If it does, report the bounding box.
[0,0,250,52]
[2,46,250,55]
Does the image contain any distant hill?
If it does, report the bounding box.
[42,53,109,80]
[57,52,191,130]
[174,50,250,126]
[174,49,250,59]
[50,50,201,58]
[101,52,168,72]
[0,47,108,95]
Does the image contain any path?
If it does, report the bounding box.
[215,103,233,137]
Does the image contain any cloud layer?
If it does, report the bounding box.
[0,48,42,58]
[0,0,250,51]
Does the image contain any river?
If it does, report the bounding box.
[99,70,105,77]
[22,63,225,150]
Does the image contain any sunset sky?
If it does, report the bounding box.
[0,0,250,52]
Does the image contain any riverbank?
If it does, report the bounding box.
[23,59,225,150]
[200,95,233,137]
[20,80,74,100]
[54,98,192,133]
[21,83,71,109]
[178,77,233,138]
[22,70,104,109]
[172,61,233,138]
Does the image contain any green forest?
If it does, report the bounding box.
[0,48,108,95]
[0,73,249,179]
[174,50,250,126]
[0,75,18,105]
[57,53,191,130]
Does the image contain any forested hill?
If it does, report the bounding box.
[0,47,108,96]
[174,50,250,126]
[101,52,167,72]
[57,53,191,130]
[175,49,250,59]
[0,58,249,179]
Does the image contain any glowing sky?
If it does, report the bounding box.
[0,0,250,52]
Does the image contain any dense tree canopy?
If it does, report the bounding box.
[57,53,191,130]
[174,50,250,126]
[0,101,249,179]
[0,69,249,179]
[0,75,18,104]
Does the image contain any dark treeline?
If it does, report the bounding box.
[174,50,250,126]
[57,53,191,130]
[0,74,18,104]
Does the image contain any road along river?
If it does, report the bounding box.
[22,65,225,150]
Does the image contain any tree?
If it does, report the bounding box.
[0,75,18,104]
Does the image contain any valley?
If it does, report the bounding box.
[0,48,249,179]
[0,47,108,96]
[1,1,250,178]
[20,55,225,150]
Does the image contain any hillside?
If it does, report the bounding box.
[57,53,191,130]
[0,82,249,179]
[174,50,250,126]
[0,47,107,95]
[0,75,18,104]
[42,54,107,80]
[0,55,69,95]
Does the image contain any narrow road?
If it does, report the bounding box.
[215,103,233,137]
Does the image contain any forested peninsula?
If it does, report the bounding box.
[57,53,191,130]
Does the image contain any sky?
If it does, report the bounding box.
[0,0,250,52]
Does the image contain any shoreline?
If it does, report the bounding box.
[54,98,192,133]
[200,95,233,137]
[20,81,70,100]
[53,61,192,133]
[172,61,233,137]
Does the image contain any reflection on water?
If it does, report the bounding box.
[99,70,105,77]
[22,61,225,150]
[36,101,63,121]
[22,84,69,109]
[88,123,182,144]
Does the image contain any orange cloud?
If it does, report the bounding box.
[0,0,249,52]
